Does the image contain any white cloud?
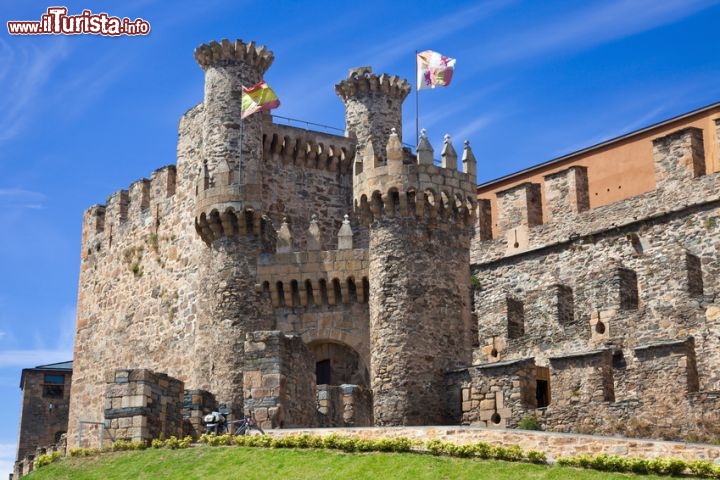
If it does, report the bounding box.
[0,37,71,142]
[0,188,45,209]
[364,0,518,71]
[470,0,720,71]
[453,115,497,144]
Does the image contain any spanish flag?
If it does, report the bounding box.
[241,80,280,119]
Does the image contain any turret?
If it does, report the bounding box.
[354,121,477,425]
[335,66,411,162]
[194,38,273,233]
[191,39,276,418]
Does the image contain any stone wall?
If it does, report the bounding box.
[67,38,360,445]
[15,368,71,465]
[469,126,720,440]
[243,331,317,429]
[446,358,536,428]
[182,389,217,438]
[316,384,373,427]
[261,123,359,251]
[257,248,370,371]
[103,369,184,443]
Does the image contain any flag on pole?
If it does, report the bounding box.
[241,80,280,119]
[416,50,456,90]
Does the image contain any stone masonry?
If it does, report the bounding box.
[16,35,713,463]
[470,119,720,441]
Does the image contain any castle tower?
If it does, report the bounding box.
[335,66,410,162]
[351,110,478,424]
[192,39,275,416]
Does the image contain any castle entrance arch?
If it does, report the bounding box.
[307,340,369,387]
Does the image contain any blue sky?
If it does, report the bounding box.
[1,0,719,474]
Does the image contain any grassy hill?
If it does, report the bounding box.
[26,446,672,480]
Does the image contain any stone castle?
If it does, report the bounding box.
[15,37,720,473]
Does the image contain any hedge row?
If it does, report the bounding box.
[557,453,720,478]
[34,433,720,479]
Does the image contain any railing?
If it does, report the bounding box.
[271,115,345,135]
[271,115,441,164]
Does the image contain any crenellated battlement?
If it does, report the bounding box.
[353,129,476,226]
[82,165,177,236]
[194,206,267,244]
[194,38,274,73]
[262,123,356,173]
[476,124,717,258]
[257,248,368,308]
[334,66,410,102]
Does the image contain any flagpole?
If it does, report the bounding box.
[240,80,244,186]
[415,49,419,147]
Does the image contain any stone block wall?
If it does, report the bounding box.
[103,369,184,444]
[261,123,359,251]
[496,182,543,233]
[469,125,720,440]
[544,166,589,222]
[549,350,614,408]
[243,331,317,429]
[182,389,217,438]
[653,127,705,188]
[316,384,373,427]
[446,358,536,427]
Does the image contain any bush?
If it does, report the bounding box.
[688,459,717,478]
[526,450,547,465]
[35,451,63,469]
[517,415,541,431]
[492,444,524,462]
[69,447,100,457]
[473,441,493,459]
[112,440,147,451]
[647,457,687,476]
[556,453,696,477]
[151,438,165,449]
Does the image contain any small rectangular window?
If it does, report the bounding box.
[43,374,65,398]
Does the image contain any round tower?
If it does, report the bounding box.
[335,66,410,162]
[192,39,275,416]
[352,123,477,423]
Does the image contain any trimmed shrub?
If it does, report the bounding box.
[35,451,63,469]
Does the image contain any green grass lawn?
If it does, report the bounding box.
[27,446,673,480]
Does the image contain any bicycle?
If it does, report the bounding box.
[203,411,265,435]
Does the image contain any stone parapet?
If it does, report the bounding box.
[472,166,720,265]
[336,67,410,164]
[194,39,273,72]
[82,165,177,238]
[473,126,716,261]
[103,369,184,444]
[262,123,356,174]
[353,131,476,227]
[316,384,373,427]
[257,248,368,307]
[653,126,705,188]
[447,358,537,427]
[544,165,589,222]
